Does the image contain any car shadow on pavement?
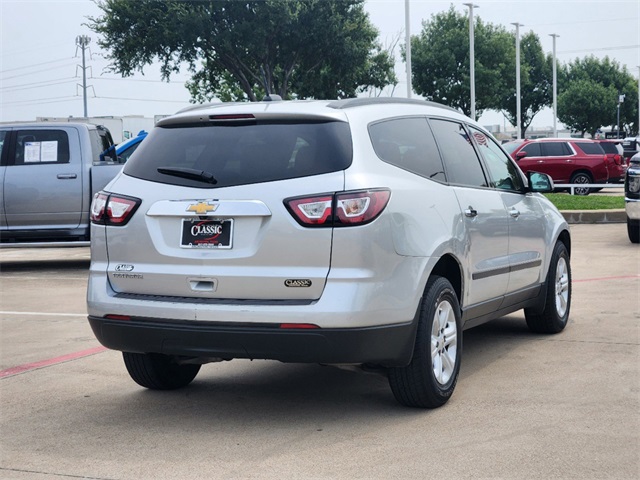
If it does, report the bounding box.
[73,314,547,432]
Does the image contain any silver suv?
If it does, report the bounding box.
[87,98,572,408]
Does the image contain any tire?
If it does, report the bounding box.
[525,241,571,334]
[628,218,640,244]
[123,352,201,390]
[570,172,593,196]
[388,276,462,408]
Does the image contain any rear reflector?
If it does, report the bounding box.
[279,323,320,329]
[105,314,131,321]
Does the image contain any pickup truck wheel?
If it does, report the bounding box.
[525,241,571,334]
[123,352,200,390]
[388,276,462,408]
[628,218,640,243]
[570,172,592,196]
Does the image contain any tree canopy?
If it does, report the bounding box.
[88,0,397,102]
[409,6,513,119]
[498,32,552,138]
[558,56,638,136]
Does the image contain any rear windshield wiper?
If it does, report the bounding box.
[157,167,218,185]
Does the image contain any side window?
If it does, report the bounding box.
[575,142,604,155]
[543,142,572,156]
[470,127,524,192]
[369,117,446,182]
[90,129,117,163]
[521,143,542,157]
[429,119,488,187]
[14,130,70,165]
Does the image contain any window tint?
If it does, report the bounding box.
[575,142,605,155]
[123,121,352,188]
[369,117,446,182]
[14,130,70,164]
[429,119,488,187]
[521,143,542,157]
[90,129,117,163]
[502,141,523,154]
[470,127,524,192]
[0,131,6,160]
[118,141,142,163]
[543,142,572,156]
[598,142,618,154]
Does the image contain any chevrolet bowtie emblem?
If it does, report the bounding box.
[186,202,217,214]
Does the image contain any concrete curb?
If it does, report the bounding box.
[560,209,626,224]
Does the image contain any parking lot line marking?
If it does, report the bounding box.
[0,311,86,317]
[0,346,107,379]
[574,274,640,283]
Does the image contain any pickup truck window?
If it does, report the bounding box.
[15,130,70,165]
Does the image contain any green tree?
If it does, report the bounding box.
[499,32,552,138]
[409,6,512,118]
[88,0,396,102]
[559,56,638,136]
[557,79,618,137]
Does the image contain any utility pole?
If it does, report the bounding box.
[75,35,91,118]
[463,3,479,120]
[512,23,523,139]
[405,0,412,98]
[550,34,559,138]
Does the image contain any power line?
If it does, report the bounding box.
[0,62,77,81]
[558,45,640,55]
[2,95,79,106]
[0,57,76,75]
[96,95,189,104]
[1,78,77,92]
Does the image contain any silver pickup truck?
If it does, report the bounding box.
[0,122,124,247]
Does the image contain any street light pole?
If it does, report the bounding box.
[512,23,523,140]
[405,0,412,98]
[463,3,479,120]
[550,34,559,138]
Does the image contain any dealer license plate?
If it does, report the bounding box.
[181,219,233,249]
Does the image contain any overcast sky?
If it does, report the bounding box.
[1,0,639,130]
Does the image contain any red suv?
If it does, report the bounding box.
[503,138,609,195]
[597,140,627,183]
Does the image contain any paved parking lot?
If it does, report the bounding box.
[1,223,638,480]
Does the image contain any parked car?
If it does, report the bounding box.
[0,122,122,246]
[504,138,609,195]
[87,98,572,409]
[597,139,627,183]
[621,136,639,163]
[625,152,640,243]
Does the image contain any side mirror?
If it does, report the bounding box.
[516,151,528,160]
[527,171,554,193]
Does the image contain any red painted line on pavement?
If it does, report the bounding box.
[0,346,107,379]
[574,274,640,283]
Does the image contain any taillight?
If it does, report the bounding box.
[284,189,391,227]
[614,154,622,165]
[90,192,141,226]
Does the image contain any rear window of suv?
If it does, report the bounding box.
[575,142,605,155]
[123,120,352,188]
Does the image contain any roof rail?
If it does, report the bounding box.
[327,97,459,112]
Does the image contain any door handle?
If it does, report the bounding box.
[464,207,478,218]
[509,208,520,218]
[57,173,77,179]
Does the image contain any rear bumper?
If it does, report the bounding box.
[88,314,419,367]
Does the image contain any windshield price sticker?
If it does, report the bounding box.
[181,219,233,249]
